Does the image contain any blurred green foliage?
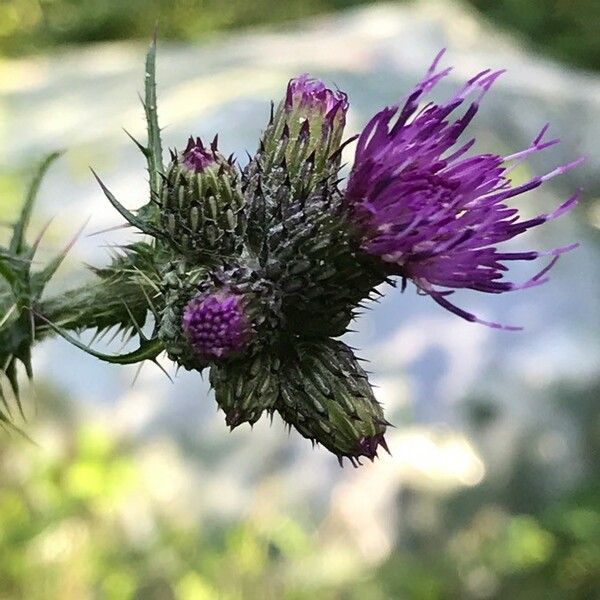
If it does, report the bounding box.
[372,487,600,599]
[0,378,598,599]
[0,0,373,56]
[1,0,599,72]
[469,0,600,72]
[0,419,332,599]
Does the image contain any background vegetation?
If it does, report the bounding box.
[1,378,598,599]
[0,0,599,71]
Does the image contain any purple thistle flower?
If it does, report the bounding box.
[181,136,215,172]
[345,50,583,330]
[285,74,348,126]
[182,292,252,360]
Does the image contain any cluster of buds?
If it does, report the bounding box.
[4,45,579,465]
[150,51,579,464]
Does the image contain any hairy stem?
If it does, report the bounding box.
[35,278,151,338]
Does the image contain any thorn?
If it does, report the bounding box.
[151,358,173,383]
[123,128,149,156]
[36,217,90,289]
[86,223,133,238]
[88,327,101,346]
[380,436,392,455]
[105,325,122,346]
[132,361,144,386]
[29,217,55,258]
[91,169,158,236]
[10,151,63,256]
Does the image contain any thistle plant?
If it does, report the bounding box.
[0,43,581,465]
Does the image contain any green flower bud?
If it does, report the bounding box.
[160,137,245,258]
[209,348,280,429]
[244,76,350,257]
[261,74,348,181]
[277,339,389,465]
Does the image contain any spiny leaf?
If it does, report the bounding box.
[10,151,63,255]
[30,220,89,299]
[36,313,164,365]
[91,169,159,235]
[143,32,164,198]
[0,358,14,420]
[0,259,17,287]
[3,356,27,420]
[0,355,27,422]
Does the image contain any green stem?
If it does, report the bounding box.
[35,278,150,338]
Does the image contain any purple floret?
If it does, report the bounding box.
[345,50,583,329]
[181,136,215,172]
[182,292,252,360]
[286,74,348,125]
[356,433,390,461]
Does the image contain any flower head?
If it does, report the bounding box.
[285,74,348,126]
[182,291,252,360]
[162,134,245,258]
[345,50,582,329]
[277,339,389,466]
[181,136,215,172]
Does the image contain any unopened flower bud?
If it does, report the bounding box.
[261,75,348,178]
[284,74,348,143]
[277,339,389,465]
[160,136,245,257]
[210,348,280,429]
[245,76,349,256]
[183,291,252,361]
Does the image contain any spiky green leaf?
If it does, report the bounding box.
[143,32,164,198]
[10,151,63,255]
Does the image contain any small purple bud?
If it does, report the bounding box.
[182,291,252,360]
[356,433,390,461]
[181,136,215,172]
[285,74,348,125]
